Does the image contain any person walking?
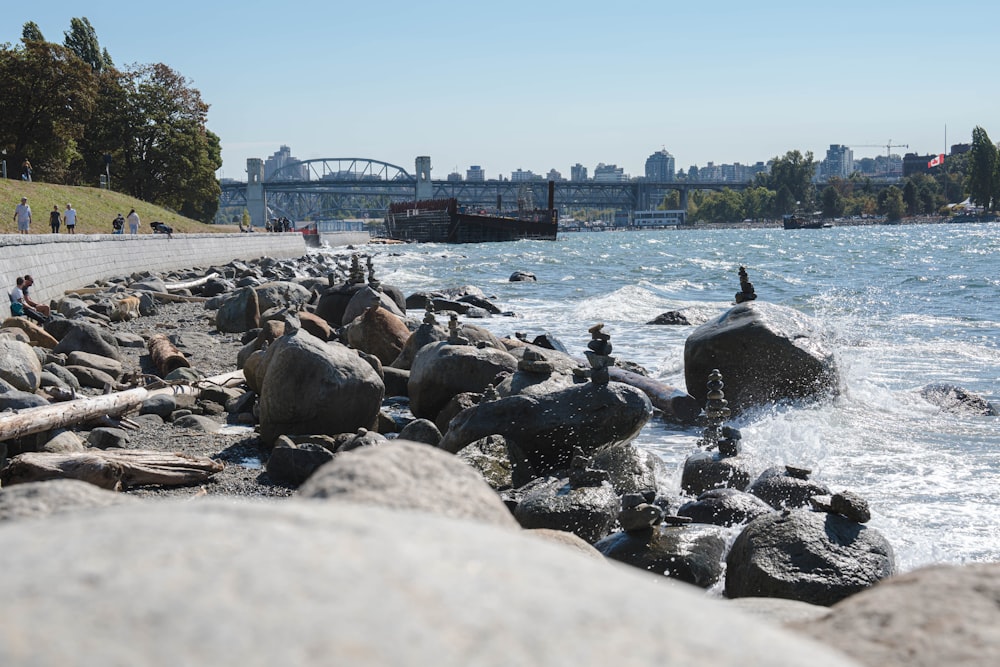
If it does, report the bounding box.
[49,205,61,233]
[127,208,140,235]
[13,196,31,234]
[64,203,77,234]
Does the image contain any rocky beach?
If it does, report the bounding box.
[1,244,998,667]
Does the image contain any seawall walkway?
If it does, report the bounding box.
[1,233,306,308]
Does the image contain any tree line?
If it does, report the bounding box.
[0,18,221,222]
[676,127,1000,224]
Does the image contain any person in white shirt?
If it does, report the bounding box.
[13,196,31,234]
[127,208,140,235]
[64,203,78,234]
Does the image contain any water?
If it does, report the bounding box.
[325,222,1000,572]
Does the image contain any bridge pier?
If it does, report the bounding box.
[415,156,433,201]
[680,187,689,213]
[246,158,267,228]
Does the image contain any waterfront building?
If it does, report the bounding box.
[644,149,675,181]
[466,165,485,181]
[571,163,588,182]
[264,145,307,181]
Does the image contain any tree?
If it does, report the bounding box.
[758,150,816,211]
[694,188,744,223]
[821,186,845,218]
[884,186,905,221]
[902,180,918,216]
[741,186,774,220]
[63,17,112,72]
[21,22,44,43]
[82,63,221,221]
[659,190,680,209]
[0,40,98,181]
[967,126,998,211]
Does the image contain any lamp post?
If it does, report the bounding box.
[1,149,6,180]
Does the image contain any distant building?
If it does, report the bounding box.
[546,169,564,182]
[822,144,854,180]
[594,163,626,182]
[466,165,485,181]
[447,171,463,182]
[264,145,307,181]
[570,163,588,182]
[645,149,675,181]
[511,168,541,182]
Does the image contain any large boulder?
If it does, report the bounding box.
[1,317,58,348]
[52,321,122,361]
[684,302,838,414]
[796,563,1000,667]
[408,341,518,421]
[595,523,728,588]
[215,286,260,334]
[0,479,135,522]
[677,488,774,526]
[342,286,405,326]
[748,466,831,510]
[0,339,42,392]
[390,320,449,370]
[345,306,411,366]
[919,382,998,416]
[0,499,860,667]
[681,450,752,496]
[254,281,311,313]
[298,440,517,529]
[725,509,896,606]
[592,442,663,498]
[66,350,124,381]
[314,282,365,329]
[513,477,620,543]
[258,330,384,446]
[439,382,652,477]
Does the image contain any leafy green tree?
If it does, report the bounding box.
[821,186,845,218]
[0,40,98,181]
[967,126,998,211]
[659,190,680,209]
[63,17,112,72]
[21,22,44,43]
[884,186,905,221]
[773,184,796,216]
[757,150,816,212]
[902,180,918,216]
[741,186,774,220]
[694,188,744,223]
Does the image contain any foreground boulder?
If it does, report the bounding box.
[298,440,518,529]
[258,330,384,446]
[684,302,838,413]
[0,500,860,666]
[796,563,1000,667]
[0,339,42,392]
[725,510,895,606]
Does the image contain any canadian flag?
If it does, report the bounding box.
[928,154,945,168]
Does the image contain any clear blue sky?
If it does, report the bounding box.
[4,1,996,181]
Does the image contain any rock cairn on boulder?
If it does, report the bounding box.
[735,266,757,304]
[682,369,751,495]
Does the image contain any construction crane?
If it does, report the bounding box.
[849,140,909,160]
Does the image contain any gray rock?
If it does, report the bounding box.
[42,363,80,391]
[390,321,449,370]
[66,350,124,380]
[254,281,311,312]
[684,301,838,414]
[596,523,728,588]
[0,390,49,411]
[139,394,176,418]
[342,286,405,326]
[298,440,517,529]
[748,466,831,510]
[593,442,663,498]
[0,479,135,522]
[66,365,116,390]
[456,434,513,491]
[0,499,860,667]
[0,339,43,392]
[796,562,1000,667]
[266,437,335,486]
[397,418,442,446]
[919,382,998,416]
[409,341,518,421]
[513,477,620,543]
[40,430,86,453]
[509,271,537,282]
[53,321,123,361]
[258,331,384,446]
[215,286,260,334]
[130,277,168,293]
[87,427,128,449]
[681,450,752,496]
[172,415,221,433]
[114,332,146,348]
[678,488,774,526]
[725,509,895,606]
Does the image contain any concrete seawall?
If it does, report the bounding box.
[1,232,307,307]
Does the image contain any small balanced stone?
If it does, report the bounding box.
[785,465,812,480]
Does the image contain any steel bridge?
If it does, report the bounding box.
[218,157,753,222]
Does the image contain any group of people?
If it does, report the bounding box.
[265,217,293,232]
[8,274,50,324]
[112,209,141,235]
[13,197,78,234]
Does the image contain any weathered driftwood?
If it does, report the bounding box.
[0,388,149,443]
[135,290,210,304]
[148,333,191,375]
[0,450,224,490]
[164,272,219,292]
[607,367,702,424]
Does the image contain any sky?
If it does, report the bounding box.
[4,1,998,181]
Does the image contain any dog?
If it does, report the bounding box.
[111,296,141,322]
[150,221,174,238]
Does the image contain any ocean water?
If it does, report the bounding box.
[331,222,1000,572]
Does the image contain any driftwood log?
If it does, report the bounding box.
[148,333,191,375]
[0,450,224,490]
[0,388,149,443]
[606,367,702,424]
[164,272,219,292]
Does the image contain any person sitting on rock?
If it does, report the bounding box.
[9,276,46,324]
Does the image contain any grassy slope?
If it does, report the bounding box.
[0,179,238,235]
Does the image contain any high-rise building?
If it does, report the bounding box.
[645,149,675,181]
[594,163,626,182]
[571,163,588,182]
[511,168,540,182]
[823,144,854,180]
[264,145,307,181]
[546,169,564,182]
[466,165,485,181]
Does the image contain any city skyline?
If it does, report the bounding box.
[4,1,997,180]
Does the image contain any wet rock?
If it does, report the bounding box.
[299,440,517,529]
[266,437,335,487]
[647,311,691,326]
[809,491,871,524]
[748,466,831,510]
[593,442,663,498]
[397,418,442,446]
[677,488,774,526]
[725,510,896,606]
[596,523,728,588]
[684,302,838,414]
[919,382,998,416]
[456,434,513,491]
[680,450,752,496]
[513,477,620,543]
[509,271,537,282]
